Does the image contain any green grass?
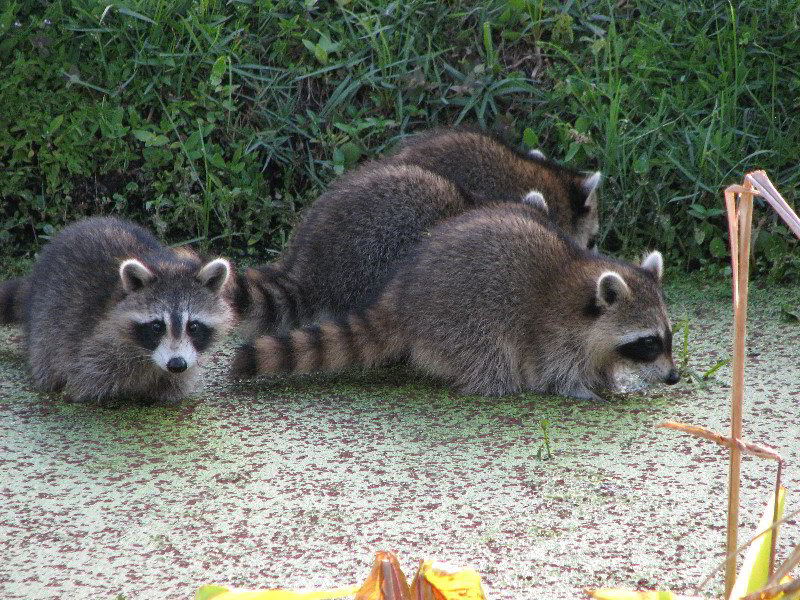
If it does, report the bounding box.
[0,0,798,280]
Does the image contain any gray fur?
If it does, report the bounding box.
[232,204,679,399]
[387,128,602,248]
[0,217,236,403]
[240,164,480,337]
[239,128,603,338]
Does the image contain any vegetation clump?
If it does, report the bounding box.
[1,1,797,280]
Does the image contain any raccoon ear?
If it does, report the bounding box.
[522,190,548,213]
[528,149,546,160]
[197,258,231,294]
[581,171,602,208]
[640,250,664,281]
[596,271,630,308]
[119,259,155,293]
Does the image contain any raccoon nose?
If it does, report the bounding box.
[167,357,188,373]
[664,368,680,385]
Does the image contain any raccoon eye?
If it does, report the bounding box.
[187,320,214,351]
[587,235,598,251]
[132,320,166,351]
[617,335,663,362]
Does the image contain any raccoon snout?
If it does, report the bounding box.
[167,357,188,373]
[664,368,680,385]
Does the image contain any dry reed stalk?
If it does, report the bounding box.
[720,170,800,598]
[657,421,781,462]
[724,179,754,599]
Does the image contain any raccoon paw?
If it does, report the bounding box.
[230,343,259,379]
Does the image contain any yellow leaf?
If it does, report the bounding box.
[586,590,678,600]
[410,560,486,600]
[198,586,360,599]
[730,487,786,599]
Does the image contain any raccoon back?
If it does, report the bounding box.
[240,163,471,334]
[388,127,601,248]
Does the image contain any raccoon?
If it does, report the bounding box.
[0,217,237,403]
[231,204,679,399]
[387,127,603,250]
[238,163,548,338]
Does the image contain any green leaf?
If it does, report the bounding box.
[195,585,229,600]
[132,130,169,147]
[522,127,539,150]
[47,114,64,136]
[210,55,227,87]
[563,141,580,163]
[709,236,727,258]
[333,147,345,175]
[116,6,155,24]
[317,32,341,54]
[340,141,362,167]
[702,358,730,379]
[693,225,706,246]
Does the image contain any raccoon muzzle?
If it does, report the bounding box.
[664,368,680,385]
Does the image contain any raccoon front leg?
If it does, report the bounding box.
[561,383,604,402]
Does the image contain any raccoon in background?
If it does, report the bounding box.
[239,128,601,338]
[232,204,679,399]
[387,127,603,250]
[0,217,237,404]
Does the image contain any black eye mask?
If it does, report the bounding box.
[132,320,166,351]
[617,335,664,362]
[187,320,214,352]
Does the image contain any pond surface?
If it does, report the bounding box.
[0,278,798,600]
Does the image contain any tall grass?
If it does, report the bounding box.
[0,0,797,280]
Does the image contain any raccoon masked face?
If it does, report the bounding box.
[587,251,680,387]
[120,258,232,375]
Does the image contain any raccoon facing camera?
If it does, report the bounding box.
[0,217,238,404]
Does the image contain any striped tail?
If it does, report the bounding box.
[230,301,402,379]
[0,277,27,325]
[235,264,311,337]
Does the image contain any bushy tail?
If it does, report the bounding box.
[233,265,312,337]
[0,277,28,325]
[230,300,403,379]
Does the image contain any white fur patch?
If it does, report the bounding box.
[153,312,198,373]
[596,271,629,307]
[615,330,660,345]
[197,258,231,293]
[522,190,548,212]
[191,310,231,328]
[640,251,664,281]
[528,149,546,160]
[582,171,602,207]
[119,259,154,293]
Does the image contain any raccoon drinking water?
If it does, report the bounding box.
[232,204,679,399]
[239,128,602,338]
[0,217,237,403]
